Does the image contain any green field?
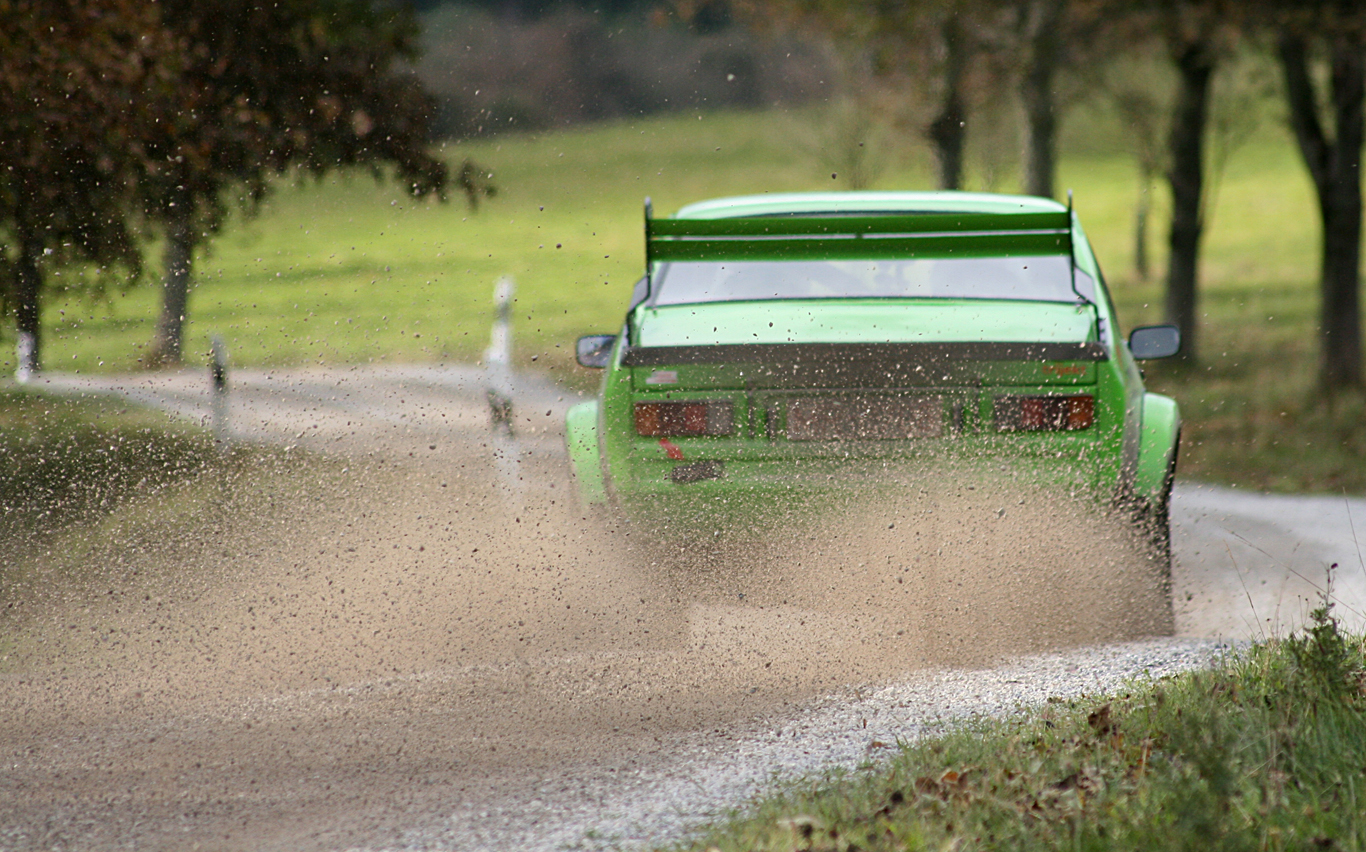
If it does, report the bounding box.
[26,103,1365,492]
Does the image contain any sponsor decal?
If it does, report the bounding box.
[645,370,679,385]
[1041,363,1087,377]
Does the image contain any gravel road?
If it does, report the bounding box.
[2,365,1361,851]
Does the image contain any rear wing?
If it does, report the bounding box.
[639,197,1092,311]
[644,206,1072,266]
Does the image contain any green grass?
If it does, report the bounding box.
[670,604,1366,852]
[23,102,1365,491]
[1127,286,1366,494]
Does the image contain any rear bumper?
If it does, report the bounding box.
[608,441,1123,524]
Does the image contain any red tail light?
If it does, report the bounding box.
[994,395,1094,432]
[634,401,734,437]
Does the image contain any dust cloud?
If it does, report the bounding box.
[638,472,1171,671]
[0,441,1169,849]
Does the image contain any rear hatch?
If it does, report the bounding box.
[620,299,1114,488]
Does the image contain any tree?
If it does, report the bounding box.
[922,8,972,190]
[143,0,480,366]
[0,0,180,380]
[731,0,986,190]
[736,0,1094,197]
[1088,2,1263,348]
[1095,44,1172,280]
[1162,14,1219,366]
[1098,0,1229,365]
[1014,0,1068,198]
[1275,12,1365,390]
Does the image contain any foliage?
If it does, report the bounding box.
[1268,3,1366,391]
[800,96,888,191]
[732,0,987,190]
[732,0,1125,196]
[410,0,669,20]
[0,0,183,370]
[1286,581,1359,703]
[146,0,449,222]
[0,0,472,372]
[143,0,468,365]
[672,608,1366,852]
[0,0,171,277]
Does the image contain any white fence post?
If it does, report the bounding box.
[484,277,523,510]
[485,276,515,436]
[14,332,35,384]
[210,335,229,449]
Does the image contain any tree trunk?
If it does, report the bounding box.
[1019,0,1064,199]
[1135,172,1151,281]
[927,16,967,191]
[13,243,41,382]
[1164,40,1214,366]
[1279,35,1364,391]
[1319,180,1363,390]
[148,205,195,367]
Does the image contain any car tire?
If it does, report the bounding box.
[1138,442,1177,634]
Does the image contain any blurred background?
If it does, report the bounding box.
[1,0,1363,496]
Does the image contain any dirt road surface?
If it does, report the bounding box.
[2,366,1361,850]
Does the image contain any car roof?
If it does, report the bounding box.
[671,191,1068,220]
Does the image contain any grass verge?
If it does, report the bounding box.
[0,388,353,669]
[673,601,1366,852]
[0,389,218,551]
[0,390,208,659]
[0,390,329,599]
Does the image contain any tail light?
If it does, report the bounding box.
[994,394,1094,432]
[634,400,734,437]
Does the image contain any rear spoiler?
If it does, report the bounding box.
[644,205,1072,266]
[638,198,1093,325]
[621,340,1107,367]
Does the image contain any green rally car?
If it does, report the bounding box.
[566,191,1181,566]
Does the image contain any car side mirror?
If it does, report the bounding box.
[1128,325,1181,360]
[576,334,617,368]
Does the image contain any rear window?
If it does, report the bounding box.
[650,255,1094,306]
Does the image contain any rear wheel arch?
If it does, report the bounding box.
[1133,393,1179,632]
[565,400,607,506]
[1134,392,1180,505]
